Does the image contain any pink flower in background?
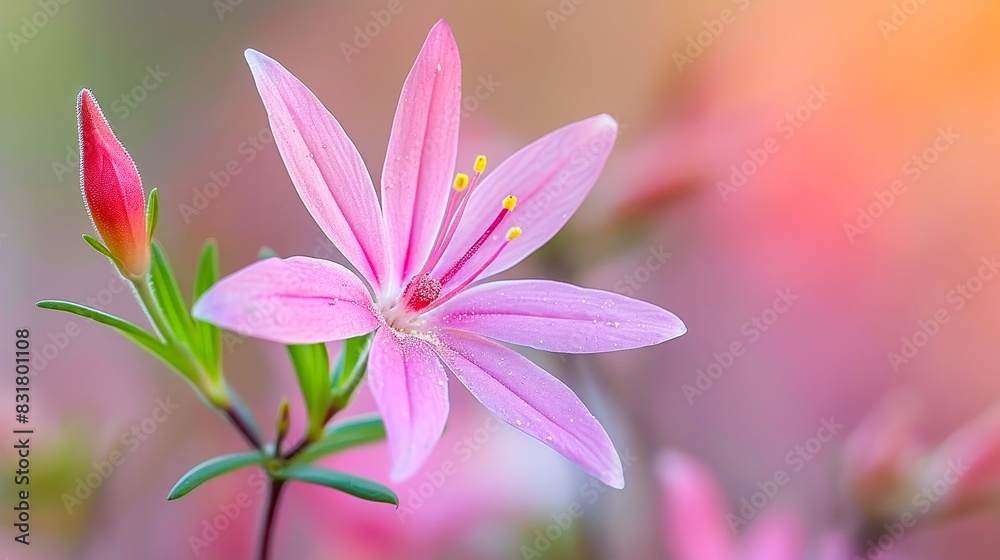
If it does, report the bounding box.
[193,20,685,487]
[77,89,150,277]
[657,451,802,560]
[843,395,1000,524]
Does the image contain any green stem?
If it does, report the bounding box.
[258,478,285,560]
[132,275,177,346]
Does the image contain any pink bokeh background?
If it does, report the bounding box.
[2,1,1000,558]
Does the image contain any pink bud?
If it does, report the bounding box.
[657,452,733,560]
[920,403,1000,518]
[841,393,924,518]
[77,89,149,277]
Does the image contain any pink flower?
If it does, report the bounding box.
[657,452,802,560]
[77,89,150,277]
[193,20,685,487]
[843,395,1000,523]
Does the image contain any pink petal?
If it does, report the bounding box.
[739,513,802,560]
[245,50,390,292]
[656,452,733,560]
[381,20,461,287]
[842,393,922,513]
[434,329,623,488]
[367,328,449,481]
[430,279,685,353]
[192,257,379,344]
[921,403,1000,515]
[430,115,618,286]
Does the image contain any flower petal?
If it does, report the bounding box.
[435,329,623,488]
[430,115,618,286]
[740,514,803,560]
[245,50,390,292]
[192,257,379,344]
[920,403,1000,517]
[430,279,685,353]
[367,328,449,481]
[656,452,733,560]
[381,20,461,287]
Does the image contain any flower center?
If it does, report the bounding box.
[395,155,522,315]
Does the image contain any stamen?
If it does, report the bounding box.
[425,226,523,312]
[439,198,515,286]
[420,157,490,277]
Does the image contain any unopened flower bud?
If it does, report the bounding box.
[77,89,150,278]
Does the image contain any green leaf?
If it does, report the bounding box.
[292,415,385,465]
[277,464,397,506]
[167,451,266,500]
[35,300,194,380]
[146,188,159,242]
[331,334,373,409]
[257,246,278,260]
[149,242,198,350]
[288,343,331,439]
[81,234,120,264]
[193,240,221,374]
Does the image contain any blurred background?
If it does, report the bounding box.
[2,0,1000,558]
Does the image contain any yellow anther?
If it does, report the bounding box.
[506,226,522,241]
[502,195,517,211]
[453,173,470,191]
[473,155,487,173]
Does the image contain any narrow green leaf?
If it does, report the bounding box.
[288,343,331,438]
[193,240,221,374]
[278,464,397,506]
[35,300,194,380]
[82,234,118,262]
[167,451,265,500]
[331,333,373,409]
[146,188,159,242]
[149,242,198,350]
[293,415,385,465]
